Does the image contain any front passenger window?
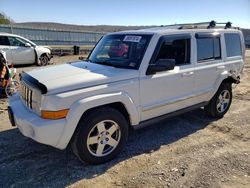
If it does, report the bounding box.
[155,37,191,65]
[8,37,26,47]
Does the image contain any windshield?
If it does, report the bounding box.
[88,34,152,69]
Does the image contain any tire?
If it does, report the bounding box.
[204,82,232,118]
[71,107,128,164]
[5,80,19,97]
[38,54,49,66]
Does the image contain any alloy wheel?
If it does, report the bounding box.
[87,120,121,157]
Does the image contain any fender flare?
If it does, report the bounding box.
[56,91,140,149]
[34,46,51,65]
[210,70,238,100]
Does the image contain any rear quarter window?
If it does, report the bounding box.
[224,33,242,57]
[196,37,221,62]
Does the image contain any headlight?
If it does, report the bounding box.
[32,89,42,116]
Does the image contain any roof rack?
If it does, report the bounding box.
[160,21,239,30]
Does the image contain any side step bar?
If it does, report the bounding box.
[133,102,208,130]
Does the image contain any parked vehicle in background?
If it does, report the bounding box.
[8,21,245,164]
[0,33,52,66]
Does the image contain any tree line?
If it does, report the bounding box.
[0,12,12,24]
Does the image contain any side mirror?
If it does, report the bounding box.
[146,59,175,75]
[25,43,31,47]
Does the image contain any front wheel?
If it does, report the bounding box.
[38,55,49,66]
[5,80,19,97]
[204,82,232,118]
[71,107,128,164]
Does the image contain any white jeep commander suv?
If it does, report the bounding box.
[8,21,245,164]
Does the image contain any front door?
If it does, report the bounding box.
[140,34,195,121]
[8,36,35,65]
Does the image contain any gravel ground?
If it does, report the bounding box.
[0,52,250,188]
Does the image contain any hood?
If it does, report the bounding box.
[35,45,51,53]
[26,61,138,94]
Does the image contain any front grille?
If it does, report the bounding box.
[20,83,33,109]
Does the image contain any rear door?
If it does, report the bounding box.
[193,32,224,103]
[8,36,35,65]
[0,35,13,64]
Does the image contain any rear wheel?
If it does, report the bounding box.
[204,82,232,118]
[71,107,128,164]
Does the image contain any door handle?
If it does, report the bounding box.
[182,72,194,77]
[217,65,225,70]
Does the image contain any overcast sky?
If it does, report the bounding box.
[1,0,250,28]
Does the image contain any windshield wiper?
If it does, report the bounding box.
[84,58,92,62]
[93,60,134,69]
[94,61,122,68]
[78,56,93,62]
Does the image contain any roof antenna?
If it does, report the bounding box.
[225,22,232,29]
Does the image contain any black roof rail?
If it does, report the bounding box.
[172,21,239,30]
[209,21,233,29]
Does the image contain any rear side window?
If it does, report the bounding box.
[225,33,242,57]
[0,36,10,46]
[196,36,221,62]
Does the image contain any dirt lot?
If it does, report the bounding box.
[0,52,250,188]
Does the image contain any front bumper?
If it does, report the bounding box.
[8,93,66,149]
